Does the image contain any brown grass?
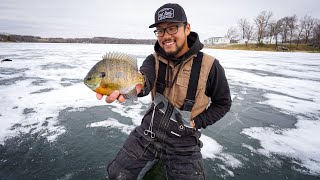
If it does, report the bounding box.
[207,44,320,53]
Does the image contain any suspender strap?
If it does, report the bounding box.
[156,61,166,94]
[182,52,203,111]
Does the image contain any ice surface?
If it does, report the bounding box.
[1,43,320,175]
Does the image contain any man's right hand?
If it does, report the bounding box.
[96,84,143,103]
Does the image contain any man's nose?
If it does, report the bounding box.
[162,30,171,38]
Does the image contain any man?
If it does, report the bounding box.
[96,3,232,179]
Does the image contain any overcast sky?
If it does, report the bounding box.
[1,0,319,41]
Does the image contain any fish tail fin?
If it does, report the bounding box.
[137,72,146,89]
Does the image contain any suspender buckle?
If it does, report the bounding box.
[183,99,195,111]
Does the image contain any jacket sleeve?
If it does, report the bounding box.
[137,54,156,97]
[193,59,232,129]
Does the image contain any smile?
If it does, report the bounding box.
[163,39,176,46]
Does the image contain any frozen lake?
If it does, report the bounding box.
[0,42,319,179]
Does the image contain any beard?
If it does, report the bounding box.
[163,38,186,58]
[165,46,183,58]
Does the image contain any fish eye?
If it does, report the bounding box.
[86,77,92,81]
[99,72,106,78]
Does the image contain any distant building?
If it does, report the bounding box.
[238,35,282,45]
[204,37,230,46]
[237,39,258,44]
[262,36,279,44]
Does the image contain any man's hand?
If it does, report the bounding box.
[96,84,143,103]
[190,120,196,129]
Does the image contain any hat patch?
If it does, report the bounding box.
[158,8,174,21]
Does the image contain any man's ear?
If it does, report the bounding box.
[185,23,191,36]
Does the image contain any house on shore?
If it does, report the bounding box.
[204,36,282,46]
[237,39,258,44]
[238,36,282,44]
[204,37,230,46]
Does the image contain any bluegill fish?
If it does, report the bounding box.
[84,52,144,99]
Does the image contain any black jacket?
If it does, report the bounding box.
[139,32,232,129]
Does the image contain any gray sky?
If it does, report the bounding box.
[1,0,319,41]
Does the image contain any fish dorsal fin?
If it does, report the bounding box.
[102,52,137,68]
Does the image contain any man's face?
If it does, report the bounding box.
[155,22,190,58]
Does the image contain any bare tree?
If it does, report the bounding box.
[238,19,254,46]
[244,24,254,46]
[313,19,320,48]
[226,26,238,40]
[238,18,250,39]
[287,15,298,47]
[279,17,290,43]
[303,15,316,44]
[224,13,319,49]
[254,11,273,44]
[296,17,306,47]
[267,20,275,44]
[269,19,283,47]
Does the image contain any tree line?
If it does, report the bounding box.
[0,34,156,45]
[226,11,320,48]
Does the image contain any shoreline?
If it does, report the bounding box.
[0,34,156,45]
[205,44,320,53]
[1,41,319,53]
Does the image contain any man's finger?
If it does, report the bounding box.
[106,90,120,103]
[96,93,103,100]
[136,84,143,94]
[118,95,126,103]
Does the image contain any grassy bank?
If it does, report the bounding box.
[206,44,320,53]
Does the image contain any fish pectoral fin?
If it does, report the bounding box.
[122,88,138,100]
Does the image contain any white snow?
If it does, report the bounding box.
[1,43,320,176]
